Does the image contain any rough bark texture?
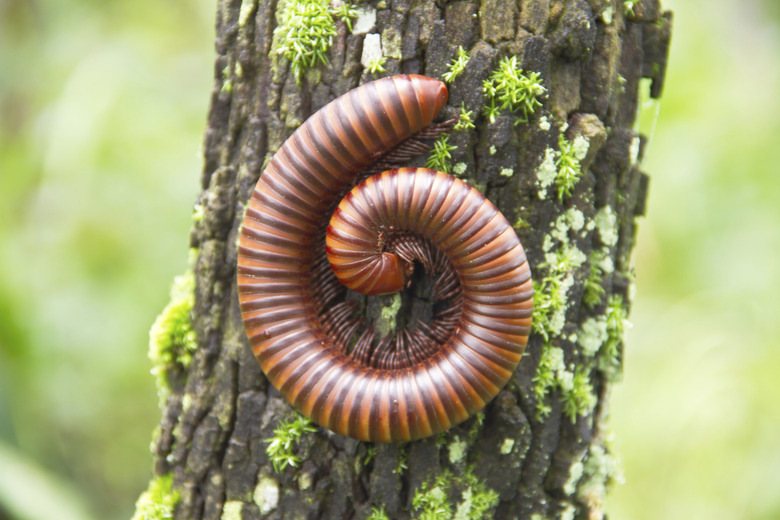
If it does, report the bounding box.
[148,0,671,518]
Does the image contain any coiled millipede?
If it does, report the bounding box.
[237,75,533,442]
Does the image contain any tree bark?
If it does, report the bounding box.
[144,0,671,518]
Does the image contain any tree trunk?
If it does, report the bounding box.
[138,0,671,518]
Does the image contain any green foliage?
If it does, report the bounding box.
[333,1,359,32]
[532,244,585,341]
[148,271,197,397]
[366,55,388,74]
[413,480,452,520]
[561,368,597,423]
[533,344,596,422]
[273,0,338,82]
[363,444,377,466]
[367,505,391,520]
[623,1,636,17]
[425,133,457,173]
[131,474,180,520]
[482,56,546,124]
[264,414,317,473]
[412,467,499,520]
[554,133,584,200]
[583,250,608,308]
[599,295,630,378]
[442,46,470,83]
[454,104,476,131]
[393,444,409,475]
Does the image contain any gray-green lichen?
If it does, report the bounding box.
[220,501,243,520]
[238,0,257,27]
[448,437,469,464]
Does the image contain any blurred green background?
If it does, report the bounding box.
[0,0,778,519]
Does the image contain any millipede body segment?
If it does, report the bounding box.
[237,75,533,442]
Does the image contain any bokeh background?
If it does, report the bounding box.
[0,0,778,518]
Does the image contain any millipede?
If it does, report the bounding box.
[237,75,533,442]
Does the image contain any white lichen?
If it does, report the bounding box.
[448,438,468,464]
[594,206,619,247]
[254,476,280,515]
[352,6,377,35]
[563,460,585,495]
[536,147,558,200]
[500,438,515,455]
[578,317,608,357]
[629,135,641,166]
[360,33,383,69]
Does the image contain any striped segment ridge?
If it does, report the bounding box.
[237,75,533,442]
[325,168,533,440]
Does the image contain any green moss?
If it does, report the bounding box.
[599,295,630,379]
[560,367,597,423]
[533,342,596,422]
[393,444,409,475]
[425,133,457,174]
[376,293,402,336]
[513,215,530,230]
[264,413,317,473]
[221,501,243,520]
[272,0,338,83]
[413,467,499,520]
[365,55,388,74]
[482,56,546,124]
[363,444,377,465]
[536,133,589,201]
[367,505,391,520]
[442,46,470,83]
[131,474,180,520]
[554,134,587,201]
[333,1,359,32]
[499,167,514,178]
[532,243,585,341]
[148,270,197,398]
[582,249,608,308]
[413,479,451,520]
[454,104,476,132]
